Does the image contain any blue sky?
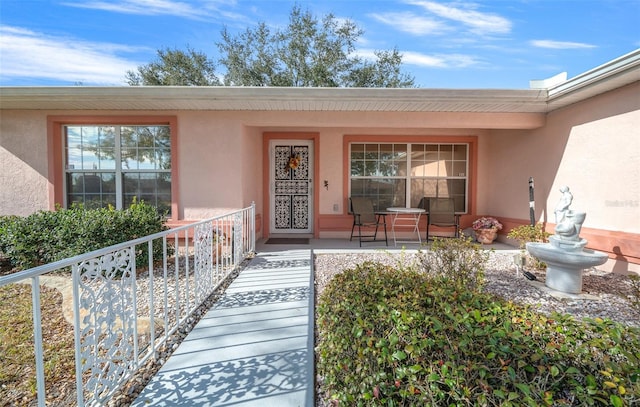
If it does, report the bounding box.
[1,0,638,88]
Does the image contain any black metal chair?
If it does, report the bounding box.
[349,197,388,247]
[419,197,459,241]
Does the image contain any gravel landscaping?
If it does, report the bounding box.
[315,250,640,328]
[2,249,638,406]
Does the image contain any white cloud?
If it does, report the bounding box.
[0,26,142,85]
[63,0,199,17]
[357,48,479,68]
[369,11,448,35]
[530,40,596,49]
[402,51,480,68]
[406,0,511,35]
[62,0,246,22]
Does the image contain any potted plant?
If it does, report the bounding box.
[472,216,503,244]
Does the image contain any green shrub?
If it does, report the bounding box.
[508,223,551,270]
[317,262,640,406]
[417,235,489,291]
[507,223,551,249]
[0,201,170,271]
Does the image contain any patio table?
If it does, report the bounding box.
[386,207,426,246]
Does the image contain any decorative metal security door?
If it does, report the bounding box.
[270,140,313,234]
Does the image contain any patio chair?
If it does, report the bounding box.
[420,197,459,241]
[349,197,388,247]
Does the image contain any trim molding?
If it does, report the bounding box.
[342,134,479,217]
[262,132,320,239]
[47,115,179,220]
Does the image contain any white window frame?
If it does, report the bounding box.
[63,124,172,214]
[349,142,469,213]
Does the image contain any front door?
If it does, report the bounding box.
[270,140,313,234]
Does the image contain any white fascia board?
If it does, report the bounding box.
[548,48,640,99]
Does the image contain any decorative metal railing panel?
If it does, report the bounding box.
[0,203,255,407]
[194,221,214,306]
[73,247,138,405]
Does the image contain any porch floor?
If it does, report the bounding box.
[133,238,516,406]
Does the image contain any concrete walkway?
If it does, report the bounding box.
[132,237,516,406]
[133,249,315,407]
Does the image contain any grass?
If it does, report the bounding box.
[0,283,76,405]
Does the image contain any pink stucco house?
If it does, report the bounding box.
[1,50,638,272]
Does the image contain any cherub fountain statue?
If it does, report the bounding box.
[526,186,608,294]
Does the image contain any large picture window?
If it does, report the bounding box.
[350,143,468,213]
[64,125,172,215]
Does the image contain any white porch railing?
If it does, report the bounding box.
[0,203,256,406]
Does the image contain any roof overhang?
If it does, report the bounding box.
[0,86,549,113]
[0,49,637,113]
[546,48,640,109]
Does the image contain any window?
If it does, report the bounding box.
[64,125,172,215]
[350,143,468,213]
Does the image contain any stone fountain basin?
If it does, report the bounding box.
[526,242,608,294]
[526,242,609,268]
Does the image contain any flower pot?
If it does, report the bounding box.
[475,227,498,244]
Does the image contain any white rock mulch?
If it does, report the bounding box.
[314,250,640,327]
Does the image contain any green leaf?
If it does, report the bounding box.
[315,242,640,407]
[392,350,407,361]
[565,367,580,375]
[389,334,399,346]
[610,394,623,407]
[515,383,531,396]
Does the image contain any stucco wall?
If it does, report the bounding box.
[252,124,488,219]
[485,82,640,234]
[0,110,50,216]
[1,86,636,262]
[176,112,249,219]
[546,94,639,234]
[0,110,261,219]
[243,126,264,216]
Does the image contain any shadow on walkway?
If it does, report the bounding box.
[133,250,314,407]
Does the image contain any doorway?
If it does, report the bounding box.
[269,139,314,234]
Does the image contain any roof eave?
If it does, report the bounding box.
[1,49,638,112]
[0,87,549,113]
[546,48,640,110]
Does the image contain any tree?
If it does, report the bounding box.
[217,23,281,86]
[126,46,221,86]
[346,49,416,88]
[217,5,415,87]
[126,5,415,88]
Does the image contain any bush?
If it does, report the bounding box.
[416,235,489,291]
[317,264,640,406]
[507,223,551,249]
[508,224,551,270]
[0,201,170,271]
